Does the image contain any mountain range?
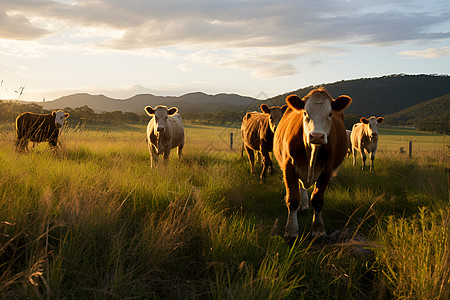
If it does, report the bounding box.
[40,92,257,114]
[26,74,450,118]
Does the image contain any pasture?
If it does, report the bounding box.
[0,122,448,299]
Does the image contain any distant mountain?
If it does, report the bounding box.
[41,92,257,114]
[23,74,450,120]
[256,74,450,117]
[384,93,450,133]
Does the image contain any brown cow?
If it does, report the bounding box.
[350,116,384,170]
[15,110,69,152]
[145,105,185,168]
[241,104,287,179]
[273,88,352,240]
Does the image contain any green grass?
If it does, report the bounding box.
[0,124,448,299]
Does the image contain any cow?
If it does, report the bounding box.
[273,87,352,241]
[15,110,70,152]
[241,104,287,180]
[145,105,185,168]
[350,116,384,171]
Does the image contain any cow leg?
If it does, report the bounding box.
[352,148,357,167]
[16,139,28,152]
[310,171,331,237]
[283,163,301,241]
[256,151,262,165]
[149,144,158,168]
[163,146,171,163]
[259,146,272,180]
[361,150,367,170]
[49,139,59,150]
[370,152,375,171]
[177,144,183,161]
[300,187,309,212]
[244,145,256,175]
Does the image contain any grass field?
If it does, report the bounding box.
[0,122,448,299]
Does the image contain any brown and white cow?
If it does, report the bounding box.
[241,104,287,180]
[15,110,69,152]
[350,116,384,170]
[273,88,352,240]
[145,105,185,168]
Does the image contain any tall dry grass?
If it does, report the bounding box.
[0,124,448,298]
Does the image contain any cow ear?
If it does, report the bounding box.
[145,106,155,116]
[260,104,270,114]
[377,117,384,124]
[286,95,304,111]
[332,95,352,112]
[360,117,369,124]
[64,113,70,118]
[52,111,56,116]
[281,104,288,114]
[168,107,178,115]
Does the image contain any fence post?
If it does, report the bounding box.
[409,141,412,158]
[230,132,233,151]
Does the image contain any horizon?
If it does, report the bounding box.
[1,1,449,101]
[1,73,446,103]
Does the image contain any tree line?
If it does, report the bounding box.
[0,101,147,126]
[0,100,367,131]
[1,99,446,133]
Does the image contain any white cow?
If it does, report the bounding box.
[350,116,384,170]
[145,105,185,168]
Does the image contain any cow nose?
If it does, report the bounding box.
[372,132,378,136]
[309,132,325,144]
[157,127,164,132]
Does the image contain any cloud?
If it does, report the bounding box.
[178,63,193,72]
[251,63,299,79]
[2,0,449,48]
[398,47,450,58]
[1,0,449,80]
[0,10,49,40]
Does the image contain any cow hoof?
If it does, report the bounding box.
[310,231,328,244]
[284,236,297,246]
[299,207,309,215]
[311,231,327,239]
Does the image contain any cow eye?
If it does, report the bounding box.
[329,112,332,117]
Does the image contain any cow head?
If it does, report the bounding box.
[286,88,352,146]
[361,116,384,138]
[145,105,178,133]
[260,104,288,133]
[52,110,70,128]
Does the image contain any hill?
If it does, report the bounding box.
[41,92,257,114]
[257,74,450,117]
[384,93,450,133]
[11,74,450,129]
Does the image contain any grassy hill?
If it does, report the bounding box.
[257,74,450,117]
[385,93,450,133]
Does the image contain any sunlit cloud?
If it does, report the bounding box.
[398,47,450,58]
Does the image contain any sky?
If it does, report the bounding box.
[0,0,449,101]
